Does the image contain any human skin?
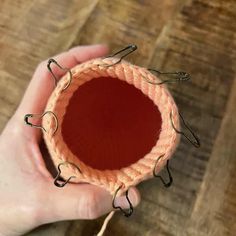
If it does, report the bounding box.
[0,45,140,236]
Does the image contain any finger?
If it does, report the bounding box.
[39,184,140,224]
[14,44,108,138]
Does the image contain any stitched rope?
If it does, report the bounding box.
[42,57,180,194]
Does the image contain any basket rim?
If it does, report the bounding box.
[42,57,180,194]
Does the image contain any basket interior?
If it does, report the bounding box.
[61,76,162,170]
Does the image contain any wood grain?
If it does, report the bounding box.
[0,0,236,236]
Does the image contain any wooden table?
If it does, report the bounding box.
[0,0,236,235]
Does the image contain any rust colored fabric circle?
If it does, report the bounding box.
[42,57,180,194]
[62,76,162,170]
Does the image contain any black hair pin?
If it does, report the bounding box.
[153,154,173,188]
[112,185,134,217]
[47,58,73,90]
[144,69,190,85]
[54,161,82,188]
[100,44,137,67]
[24,111,58,135]
[170,111,201,148]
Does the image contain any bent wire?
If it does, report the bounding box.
[54,161,82,188]
[24,111,58,135]
[47,58,73,90]
[145,69,191,85]
[153,154,173,188]
[112,185,134,217]
[170,111,201,148]
[101,44,137,67]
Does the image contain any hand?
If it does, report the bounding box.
[0,45,140,236]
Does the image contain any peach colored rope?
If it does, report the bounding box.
[42,57,180,194]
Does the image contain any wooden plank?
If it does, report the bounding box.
[186,71,236,236]
[72,0,186,67]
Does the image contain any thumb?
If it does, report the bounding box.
[38,183,140,225]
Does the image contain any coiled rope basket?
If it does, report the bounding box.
[42,56,180,234]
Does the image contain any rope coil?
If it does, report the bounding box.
[41,57,180,194]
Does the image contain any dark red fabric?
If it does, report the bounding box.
[62,77,162,170]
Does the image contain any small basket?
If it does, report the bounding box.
[42,57,180,194]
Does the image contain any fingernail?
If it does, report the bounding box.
[115,187,141,209]
[128,187,141,207]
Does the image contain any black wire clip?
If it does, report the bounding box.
[112,185,133,217]
[145,69,191,85]
[153,154,173,188]
[24,111,58,135]
[170,111,201,148]
[101,44,137,67]
[54,161,82,188]
[47,58,73,90]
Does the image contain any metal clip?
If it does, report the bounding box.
[145,69,190,85]
[24,111,58,135]
[47,58,73,90]
[170,111,200,148]
[54,161,82,188]
[153,154,173,188]
[101,44,137,67]
[112,185,133,217]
